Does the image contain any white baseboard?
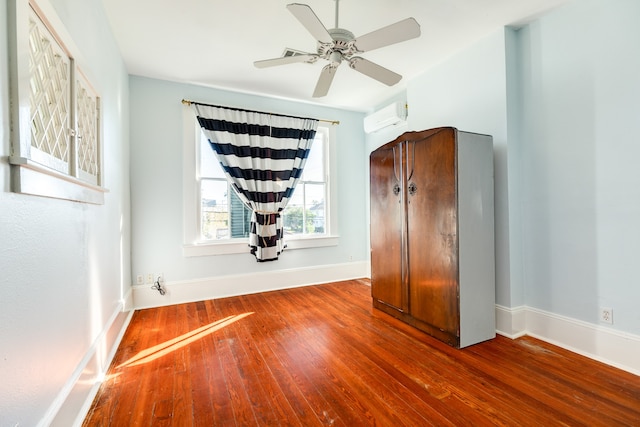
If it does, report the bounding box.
[132,261,369,310]
[46,303,133,427]
[122,286,134,312]
[496,305,640,376]
[495,304,527,338]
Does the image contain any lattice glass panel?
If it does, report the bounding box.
[76,75,99,179]
[29,12,71,167]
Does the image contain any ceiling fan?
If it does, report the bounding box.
[254,0,421,98]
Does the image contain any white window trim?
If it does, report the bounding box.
[7,0,107,204]
[182,107,339,257]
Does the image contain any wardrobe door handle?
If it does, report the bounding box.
[408,182,417,196]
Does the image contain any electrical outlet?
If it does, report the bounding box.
[146,273,154,284]
[154,273,164,283]
[136,274,144,285]
[600,307,613,324]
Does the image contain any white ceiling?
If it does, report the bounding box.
[101,0,571,112]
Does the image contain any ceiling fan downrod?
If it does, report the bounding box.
[325,0,355,56]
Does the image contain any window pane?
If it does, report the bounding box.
[200,134,225,179]
[306,183,326,234]
[283,187,304,235]
[283,182,325,236]
[201,179,229,240]
[303,136,324,182]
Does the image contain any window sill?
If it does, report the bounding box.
[9,156,107,204]
[183,235,340,257]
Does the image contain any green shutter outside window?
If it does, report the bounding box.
[230,189,251,238]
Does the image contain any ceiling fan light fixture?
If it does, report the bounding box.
[329,51,343,65]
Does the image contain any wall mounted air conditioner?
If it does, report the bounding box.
[363,101,407,134]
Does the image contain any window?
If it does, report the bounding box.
[8,0,105,204]
[183,110,338,257]
[199,129,328,241]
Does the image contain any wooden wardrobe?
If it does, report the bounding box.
[370,127,495,348]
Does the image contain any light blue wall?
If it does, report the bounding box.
[0,0,130,425]
[405,29,516,309]
[129,76,367,284]
[518,0,640,333]
[365,0,640,337]
[504,27,526,308]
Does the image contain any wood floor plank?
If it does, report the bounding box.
[150,305,179,426]
[465,336,639,426]
[131,302,176,427]
[209,299,259,426]
[112,306,163,426]
[215,295,279,425]
[302,284,492,425]
[171,303,195,426]
[240,292,343,427]
[239,293,320,426]
[366,308,586,425]
[187,301,216,427]
[83,280,640,426]
[261,291,365,426]
[201,299,239,426]
[283,286,438,426]
[317,282,591,424]
[306,282,514,425]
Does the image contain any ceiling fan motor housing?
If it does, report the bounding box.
[317,28,358,60]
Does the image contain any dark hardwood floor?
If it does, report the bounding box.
[83,279,640,426]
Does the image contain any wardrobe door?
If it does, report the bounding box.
[370,144,406,312]
[406,129,460,343]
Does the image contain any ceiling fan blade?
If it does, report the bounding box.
[286,3,333,44]
[313,64,338,98]
[254,54,318,68]
[349,57,402,86]
[354,18,421,53]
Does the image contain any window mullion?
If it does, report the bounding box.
[197,176,204,240]
[301,182,307,235]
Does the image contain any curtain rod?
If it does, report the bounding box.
[181,99,340,126]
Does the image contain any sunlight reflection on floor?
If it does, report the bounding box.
[117,312,254,368]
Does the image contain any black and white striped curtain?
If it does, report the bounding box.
[193,103,318,262]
